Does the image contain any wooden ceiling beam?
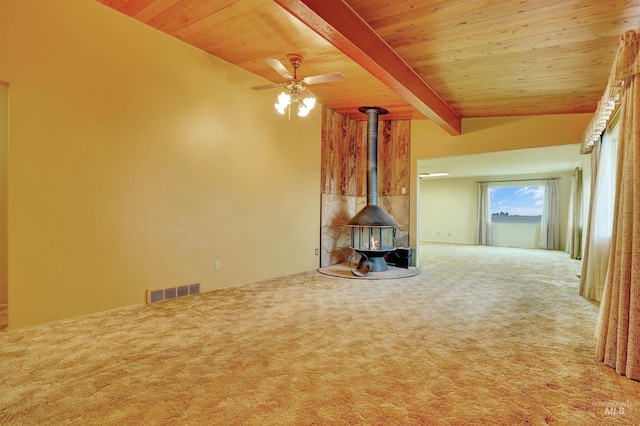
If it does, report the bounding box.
[274,0,461,135]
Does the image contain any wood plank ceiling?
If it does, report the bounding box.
[97,0,640,134]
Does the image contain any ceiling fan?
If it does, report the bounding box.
[251,54,344,117]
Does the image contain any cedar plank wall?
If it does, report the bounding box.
[320,107,410,267]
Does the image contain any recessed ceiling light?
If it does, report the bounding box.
[419,172,450,178]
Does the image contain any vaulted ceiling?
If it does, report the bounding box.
[97,0,639,136]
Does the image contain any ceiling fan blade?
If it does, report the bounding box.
[251,82,286,90]
[302,72,344,85]
[265,58,294,79]
[300,86,316,98]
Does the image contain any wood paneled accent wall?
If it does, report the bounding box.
[320,107,411,267]
[377,119,411,196]
[321,108,411,197]
[321,107,364,197]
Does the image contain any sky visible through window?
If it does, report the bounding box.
[490,186,544,220]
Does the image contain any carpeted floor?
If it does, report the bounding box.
[1,243,639,425]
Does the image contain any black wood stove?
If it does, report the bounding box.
[346,106,400,273]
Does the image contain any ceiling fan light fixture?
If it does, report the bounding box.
[275,91,291,115]
[255,55,343,118]
[297,96,316,117]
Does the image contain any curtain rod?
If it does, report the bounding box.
[476,177,560,184]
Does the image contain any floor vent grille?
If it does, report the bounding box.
[146,283,200,304]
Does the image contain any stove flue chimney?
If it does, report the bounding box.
[345,106,399,273]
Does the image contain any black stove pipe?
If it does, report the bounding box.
[346,106,399,228]
[359,106,388,207]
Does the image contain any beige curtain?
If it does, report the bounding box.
[474,183,491,245]
[580,128,618,302]
[539,179,560,250]
[580,141,600,297]
[596,30,640,380]
[566,168,582,259]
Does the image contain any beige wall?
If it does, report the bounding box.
[419,171,574,250]
[412,114,592,159]
[410,114,592,263]
[0,1,321,329]
[419,177,476,244]
[0,85,7,306]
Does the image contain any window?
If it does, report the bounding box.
[490,185,544,223]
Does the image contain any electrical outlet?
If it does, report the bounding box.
[215,260,221,270]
